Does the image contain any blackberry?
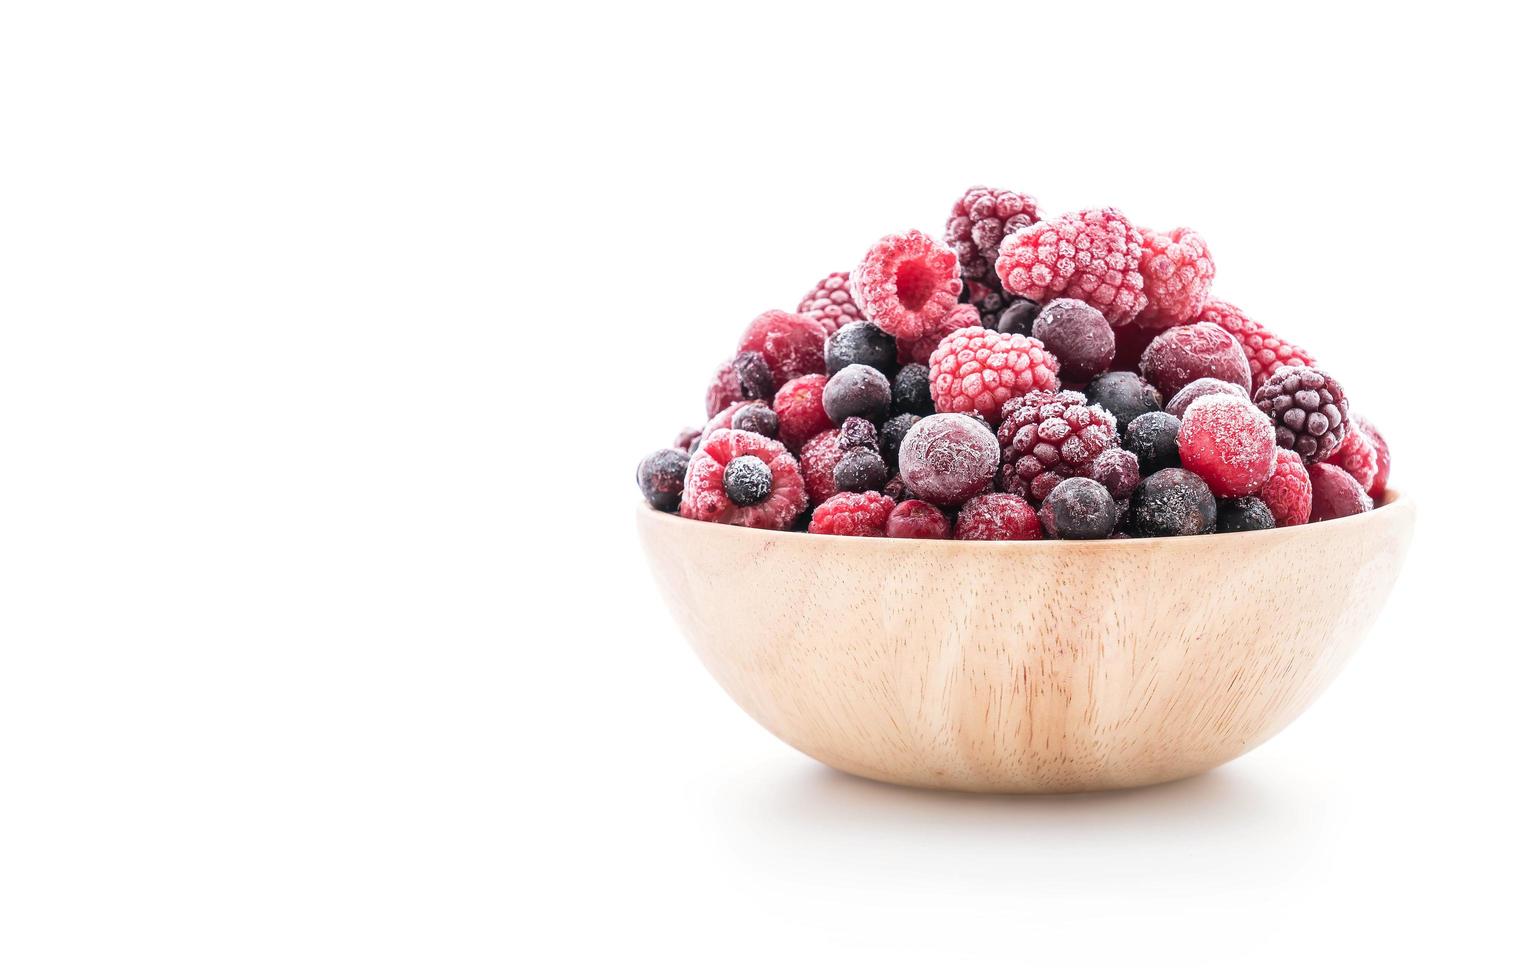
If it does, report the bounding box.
[995,297,1041,336]
[1088,447,1141,501]
[1031,299,1115,382]
[838,416,878,450]
[833,447,889,493]
[1039,477,1117,539]
[636,448,690,511]
[1253,366,1349,464]
[891,363,935,416]
[966,280,1012,330]
[733,350,776,402]
[1130,468,1216,537]
[731,404,779,439]
[1216,496,1276,533]
[1123,411,1181,475]
[722,455,773,506]
[1084,371,1162,435]
[878,413,920,468]
[824,321,897,377]
[823,364,892,423]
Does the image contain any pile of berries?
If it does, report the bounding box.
[637,186,1392,539]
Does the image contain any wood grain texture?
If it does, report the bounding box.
[637,492,1415,794]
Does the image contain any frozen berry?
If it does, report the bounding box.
[945,185,1043,285]
[737,310,828,387]
[886,498,951,539]
[674,427,702,452]
[1307,463,1372,522]
[823,364,892,423]
[772,374,832,451]
[1216,496,1275,533]
[1259,448,1312,527]
[680,429,808,530]
[850,229,963,340]
[1134,227,1215,329]
[1111,323,1161,373]
[1130,468,1216,537]
[955,493,1042,541]
[994,207,1147,327]
[703,350,776,417]
[996,390,1119,504]
[898,413,1001,507]
[1333,423,1379,497]
[1031,298,1116,382]
[1084,371,1162,435]
[883,474,911,501]
[1164,376,1249,418]
[1139,322,1251,399]
[825,321,898,377]
[808,491,896,536]
[1199,298,1316,390]
[730,404,779,439]
[891,363,935,415]
[895,302,979,366]
[1039,478,1116,539]
[723,455,774,506]
[798,271,864,333]
[838,416,878,450]
[1253,366,1349,464]
[928,325,1060,424]
[798,428,845,506]
[1355,416,1391,500]
[965,279,1011,330]
[834,446,889,492]
[701,399,770,440]
[1177,394,1277,498]
[1123,411,1181,476]
[636,448,690,511]
[878,413,920,467]
[1089,447,1141,500]
[995,297,1042,336]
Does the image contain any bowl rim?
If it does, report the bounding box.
[638,489,1412,550]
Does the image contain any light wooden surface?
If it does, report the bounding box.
[637,492,1415,793]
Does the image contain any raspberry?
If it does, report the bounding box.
[945,185,1042,285]
[898,413,1000,507]
[636,448,690,511]
[798,271,864,333]
[1258,448,1312,527]
[997,390,1119,504]
[1308,463,1373,522]
[1355,416,1390,500]
[808,491,896,536]
[771,373,832,451]
[850,230,963,340]
[1031,298,1115,382]
[1164,377,1248,419]
[1139,322,1252,398]
[886,499,951,539]
[1134,227,1215,329]
[1176,394,1278,498]
[798,428,845,506]
[737,310,828,387]
[994,208,1147,327]
[680,429,808,530]
[1252,366,1349,464]
[704,350,776,418]
[928,325,1060,424]
[1130,468,1217,537]
[896,302,979,366]
[1198,298,1316,390]
[1039,478,1116,539]
[700,399,770,440]
[1333,423,1379,497]
[955,493,1042,541]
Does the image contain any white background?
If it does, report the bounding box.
[1,2,1528,977]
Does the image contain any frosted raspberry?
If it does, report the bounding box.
[1176,394,1278,498]
[945,185,1042,285]
[896,303,979,366]
[928,325,1060,424]
[886,499,951,539]
[997,390,1119,504]
[737,310,828,387]
[1198,299,1316,390]
[1139,322,1252,398]
[994,208,1147,327]
[771,373,832,451]
[1355,416,1390,500]
[1333,423,1379,495]
[808,491,896,536]
[850,230,963,340]
[1258,448,1312,527]
[1253,366,1349,464]
[797,271,864,333]
[1134,227,1215,329]
[680,429,808,530]
[798,428,845,506]
[898,413,1000,507]
[1308,463,1372,522]
[954,493,1042,541]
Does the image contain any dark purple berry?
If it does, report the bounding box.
[1216,496,1276,533]
[636,448,690,511]
[823,364,891,423]
[722,455,773,506]
[995,298,1041,336]
[1084,371,1162,435]
[1130,468,1216,537]
[1253,366,1349,464]
[878,413,920,467]
[833,446,889,492]
[1164,377,1249,419]
[1031,299,1115,382]
[732,350,776,402]
[891,363,935,416]
[1039,477,1117,539]
[1123,411,1181,475]
[824,321,897,377]
[838,416,878,450]
[731,404,779,438]
[1088,447,1141,500]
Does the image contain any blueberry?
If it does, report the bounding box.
[833,447,888,493]
[1123,411,1181,475]
[1216,496,1276,533]
[731,404,779,438]
[824,321,897,377]
[722,455,773,506]
[1130,468,1216,537]
[878,413,920,467]
[1084,371,1163,435]
[823,364,891,423]
[1039,477,1116,539]
[636,448,690,511]
[996,298,1041,336]
[891,363,934,416]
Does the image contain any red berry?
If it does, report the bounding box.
[1252,365,1349,464]
[1355,416,1391,500]
[928,325,1060,424]
[1333,423,1379,497]
[886,499,951,539]
[897,413,1000,507]
[1164,377,1249,418]
[798,427,845,506]
[1176,394,1278,498]
[1198,298,1316,390]
[1134,227,1215,329]
[997,390,1119,504]
[680,430,808,530]
[896,302,978,366]
[1307,463,1372,522]
[944,185,1043,285]
[797,271,864,333]
[772,373,832,451]
[808,491,896,536]
[850,230,963,340]
[1139,322,1252,399]
[737,310,828,387]
[954,493,1043,541]
[1258,448,1312,527]
[994,207,1147,327]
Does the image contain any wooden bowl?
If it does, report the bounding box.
[637,491,1415,793]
